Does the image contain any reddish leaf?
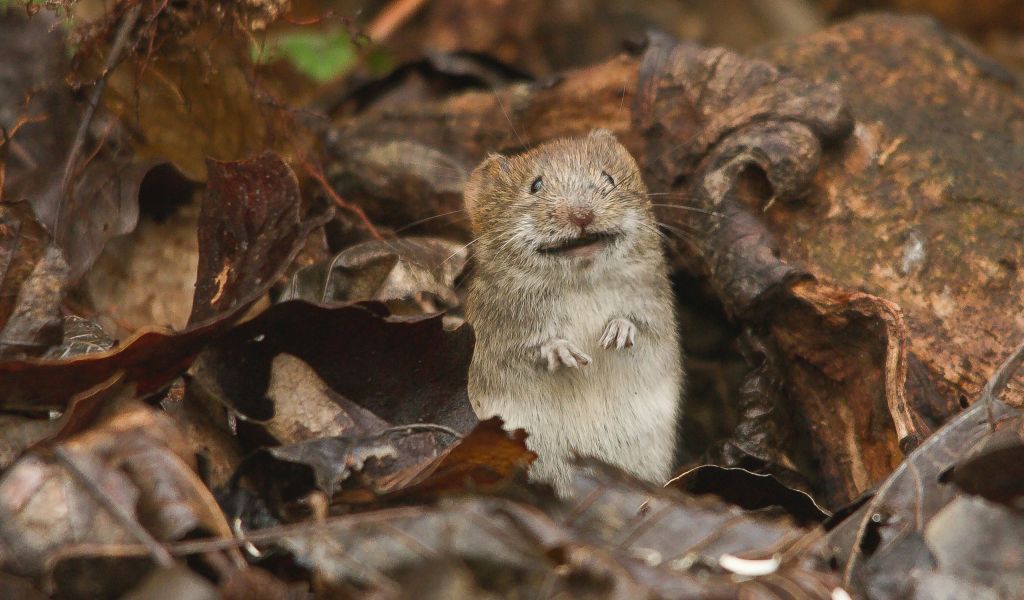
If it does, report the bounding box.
[191,152,316,324]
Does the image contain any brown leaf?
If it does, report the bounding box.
[0,401,232,579]
[100,17,293,182]
[191,152,321,324]
[0,152,329,411]
[376,418,535,499]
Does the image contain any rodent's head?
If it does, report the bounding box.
[464,129,657,278]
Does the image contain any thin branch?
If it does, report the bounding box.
[367,0,429,42]
[55,2,142,236]
[55,446,174,568]
[303,162,384,240]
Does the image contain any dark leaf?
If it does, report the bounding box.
[923,496,1024,598]
[826,395,1019,594]
[191,300,478,434]
[949,424,1024,506]
[191,152,323,324]
[274,462,841,598]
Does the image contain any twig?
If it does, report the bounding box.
[983,338,1024,429]
[54,2,142,237]
[367,0,429,42]
[303,162,384,240]
[55,446,174,568]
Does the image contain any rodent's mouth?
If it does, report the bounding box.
[537,231,618,259]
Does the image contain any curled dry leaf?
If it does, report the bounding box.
[281,236,468,314]
[191,151,330,324]
[0,401,232,581]
[0,151,329,411]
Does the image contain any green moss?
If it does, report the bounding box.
[254,29,357,83]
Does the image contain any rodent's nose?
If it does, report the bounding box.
[569,207,594,229]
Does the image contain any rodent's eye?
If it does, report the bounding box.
[530,176,543,194]
[602,171,615,186]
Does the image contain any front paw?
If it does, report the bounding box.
[600,318,637,350]
[540,339,592,371]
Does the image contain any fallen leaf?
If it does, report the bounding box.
[191,152,327,324]
[281,236,468,315]
[0,401,232,579]
[191,300,478,435]
[0,153,330,411]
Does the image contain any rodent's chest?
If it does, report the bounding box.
[529,289,624,344]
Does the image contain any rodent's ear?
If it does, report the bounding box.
[464,153,510,217]
[589,129,618,144]
[482,152,511,174]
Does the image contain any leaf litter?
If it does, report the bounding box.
[1,1,1023,598]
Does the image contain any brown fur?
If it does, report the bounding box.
[464,129,684,495]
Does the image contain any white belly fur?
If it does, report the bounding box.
[469,287,682,495]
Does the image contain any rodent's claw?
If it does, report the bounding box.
[540,339,592,371]
[600,318,637,350]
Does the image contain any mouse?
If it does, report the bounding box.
[463,128,684,495]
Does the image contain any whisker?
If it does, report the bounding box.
[394,209,469,233]
[649,203,723,218]
[636,222,670,244]
[492,88,527,151]
[441,236,482,267]
[655,221,707,254]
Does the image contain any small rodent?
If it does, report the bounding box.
[464,129,684,495]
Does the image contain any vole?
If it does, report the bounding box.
[464,129,683,495]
